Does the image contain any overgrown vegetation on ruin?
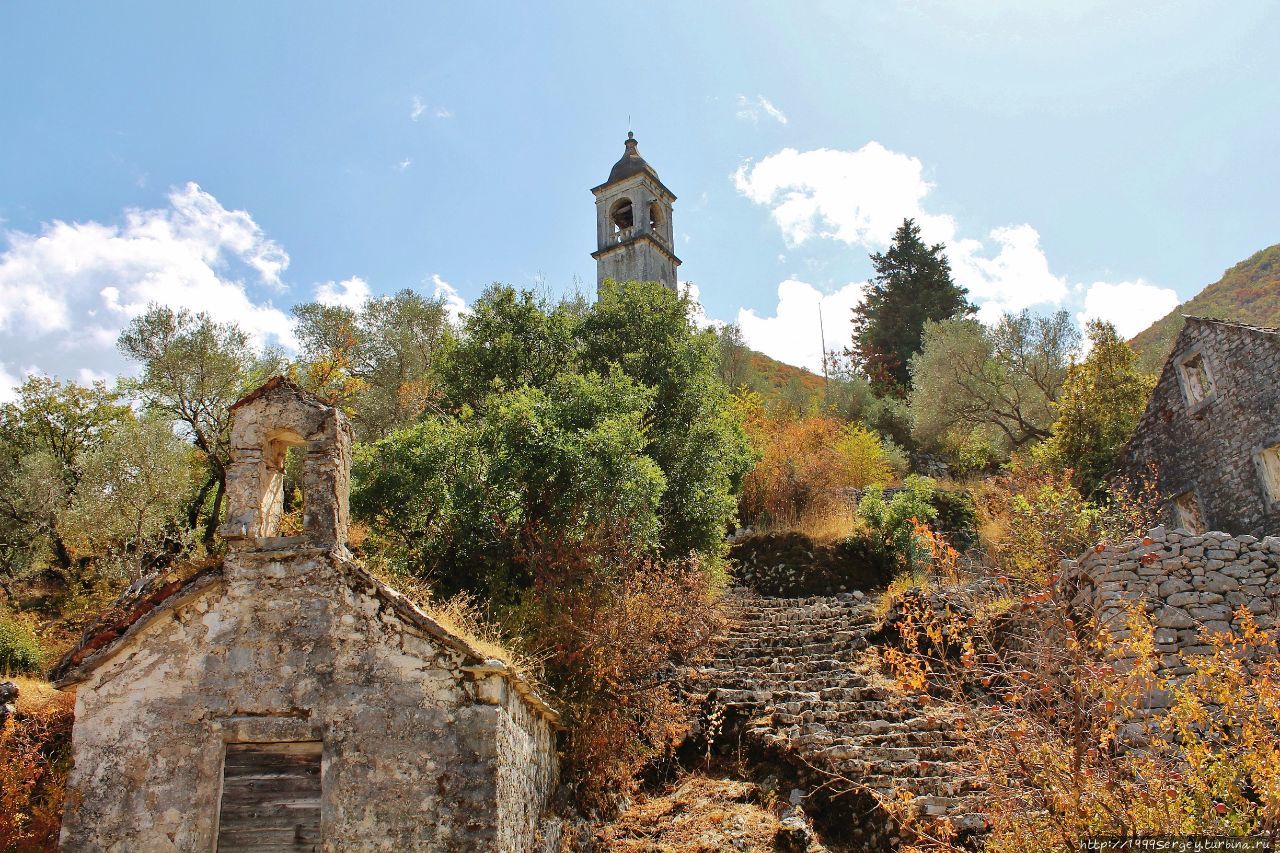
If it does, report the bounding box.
[5,219,1276,850]
[874,526,1280,850]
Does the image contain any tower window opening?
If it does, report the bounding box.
[280,443,307,536]
[610,198,634,232]
[648,203,661,232]
[261,429,308,538]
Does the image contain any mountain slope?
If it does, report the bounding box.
[1130,243,1280,372]
[748,350,826,398]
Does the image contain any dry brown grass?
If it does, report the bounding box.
[9,677,63,714]
[366,566,540,682]
[597,773,822,852]
[753,502,864,544]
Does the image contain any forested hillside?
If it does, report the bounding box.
[1130,243,1280,372]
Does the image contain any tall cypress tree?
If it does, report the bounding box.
[852,218,972,395]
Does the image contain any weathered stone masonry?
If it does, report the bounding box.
[1124,316,1280,538]
[55,378,560,852]
[1064,525,1280,690]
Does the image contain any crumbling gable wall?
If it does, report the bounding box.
[1124,317,1280,537]
[58,378,559,852]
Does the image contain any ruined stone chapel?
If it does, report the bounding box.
[53,378,561,852]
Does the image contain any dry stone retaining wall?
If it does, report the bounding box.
[1064,525,1280,687]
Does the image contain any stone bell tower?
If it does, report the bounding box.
[591,131,680,292]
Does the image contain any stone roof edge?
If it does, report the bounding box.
[228,375,327,412]
[1182,314,1280,336]
[49,550,560,725]
[337,558,563,726]
[51,566,226,688]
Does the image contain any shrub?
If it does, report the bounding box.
[512,520,724,816]
[877,588,1280,850]
[975,456,1100,584]
[0,614,44,675]
[859,475,938,569]
[928,488,978,551]
[0,688,74,849]
[738,396,895,528]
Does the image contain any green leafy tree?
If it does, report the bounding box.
[1039,320,1156,496]
[291,289,450,439]
[61,416,194,577]
[352,369,664,600]
[436,285,584,410]
[909,310,1078,456]
[582,280,753,558]
[851,219,972,394]
[0,377,131,581]
[715,322,758,392]
[118,306,280,543]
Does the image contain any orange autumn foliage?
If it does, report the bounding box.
[877,575,1280,851]
[0,689,74,851]
[735,392,894,527]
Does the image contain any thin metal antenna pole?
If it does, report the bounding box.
[818,301,829,402]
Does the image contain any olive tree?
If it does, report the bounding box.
[909,310,1078,457]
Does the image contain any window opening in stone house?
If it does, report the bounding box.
[610,198,634,232]
[648,202,661,233]
[1172,490,1206,534]
[1258,443,1280,505]
[217,741,322,851]
[1178,352,1214,406]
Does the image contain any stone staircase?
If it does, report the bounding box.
[694,588,984,846]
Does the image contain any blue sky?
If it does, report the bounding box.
[2,1,1278,388]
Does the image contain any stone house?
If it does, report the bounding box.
[53,378,560,852]
[1123,316,1280,538]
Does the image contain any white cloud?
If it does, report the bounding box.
[0,363,26,403]
[410,95,451,121]
[431,274,468,322]
[314,276,371,310]
[681,282,723,331]
[734,143,1085,322]
[77,367,114,386]
[737,278,867,373]
[950,224,1068,321]
[0,182,295,387]
[734,143,933,248]
[1077,280,1180,339]
[735,95,789,126]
